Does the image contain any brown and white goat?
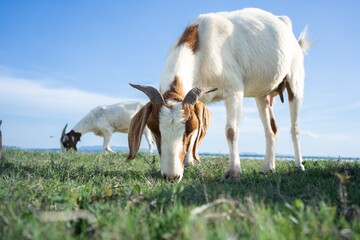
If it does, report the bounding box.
[128,8,311,182]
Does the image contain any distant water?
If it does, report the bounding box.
[17,145,359,162]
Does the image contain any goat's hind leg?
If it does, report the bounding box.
[255,96,277,172]
[288,95,305,171]
[144,127,155,154]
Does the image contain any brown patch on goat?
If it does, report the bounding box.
[181,102,212,163]
[192,102,211,161]
[270,117,278,136]
[285,81,295,102]
[226,127,235,142]
[195,102,211,145]
[177,25,199,53]
[163,76,185,102]
[180,104,198,163]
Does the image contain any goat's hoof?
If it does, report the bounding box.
[222,169,241,180]
[294,165,305,173]
[260,168,275,175]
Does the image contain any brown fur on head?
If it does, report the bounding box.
[182,101,211,162]
[127,102,162,159]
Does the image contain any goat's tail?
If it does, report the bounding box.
[298,25,312,54]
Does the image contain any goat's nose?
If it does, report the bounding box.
[162,174,181,182]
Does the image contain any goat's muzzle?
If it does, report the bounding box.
[162,174,181,182]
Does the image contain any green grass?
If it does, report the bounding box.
[0,148,359,239]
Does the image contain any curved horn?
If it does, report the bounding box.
[183,87,218,106]
[129,83,165,104]
[61,124,68,137]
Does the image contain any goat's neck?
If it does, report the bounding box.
[160,45,198,94]
[72,119,93,135]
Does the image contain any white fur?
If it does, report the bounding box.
[161,46,196,93]
[64,101,155,153]
[159,8,311,177]
[159,103,186,180]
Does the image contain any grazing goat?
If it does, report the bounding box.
[128,8,311,182]
[61,101,155,153]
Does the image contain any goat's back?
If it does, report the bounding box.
[74,101,144,133]
[163,8,305,102]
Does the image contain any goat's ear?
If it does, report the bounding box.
[127,102,153,160]
[192,102,211,161]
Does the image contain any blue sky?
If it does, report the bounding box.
[0,1,359,158]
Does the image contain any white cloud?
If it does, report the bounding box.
[0,75,146,149]
[302,130,351,141]
[0,76,136,119]
[301,130,320,139]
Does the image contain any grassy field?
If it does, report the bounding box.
[0,148,359,239]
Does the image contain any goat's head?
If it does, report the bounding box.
[60,124,81,152]
[128,83,217,182]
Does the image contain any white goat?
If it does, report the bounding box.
[60,101,155,153]
[128,8,311,182]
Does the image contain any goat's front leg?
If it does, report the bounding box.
[223,93,243,179]
[255,96,276,172]
[289,95,305,171]
[103,133,114,153]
